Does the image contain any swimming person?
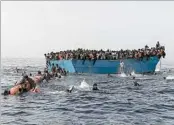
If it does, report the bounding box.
[3,75,36,95]
[66,86,74,93]
[51,63,56,76]
[33,71,45,84]
[43,70,52,82]
[16,67,19,73]
[134,81,140,86]
[93,83,99,90]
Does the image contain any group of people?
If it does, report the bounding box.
[3,66,99,95]
[3,65,68,95]
[50,63,67,77]
[44,41,166,61]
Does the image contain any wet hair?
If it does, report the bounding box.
[93,83,98,90]
[133,77,135,80]
[24,75,28,79]
[38,71,41,74]
[58,75,61,78]
[93,83,97,86]
[3,90,10,95]
[134,81,140,86]
[55,73,58,77]
[163,77,166,80]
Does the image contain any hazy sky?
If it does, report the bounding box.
[1,1,174,62]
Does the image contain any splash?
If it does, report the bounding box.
[118,72,127,77]
[78,79,90,91]
[166,76,174,80]
[155,68,160,72]
[155,59,161,72]
[48,91,66,95]
[131,71,142,77]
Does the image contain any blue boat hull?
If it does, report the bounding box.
[48,56,159,74]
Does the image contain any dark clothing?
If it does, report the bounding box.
[93,88,99,90]
[26,77,36,89]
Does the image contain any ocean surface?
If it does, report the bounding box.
[1,58,174,125]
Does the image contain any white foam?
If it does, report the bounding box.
[78,79,90,91]
[155,59,161,72]
[118,72,127,77]
[48,91,66,95]
[131,71,142,77]
[166,76,174,80]
[155,68,160,72]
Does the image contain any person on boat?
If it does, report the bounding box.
[93,83,99,90]
[156,41,160,48]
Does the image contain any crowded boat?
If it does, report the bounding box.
[44,41,166,61]
[2,41,167,96]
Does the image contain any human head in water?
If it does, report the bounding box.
[24,74,29,79]
[3,89,10,95]
[134,81,140,86]
[38,71,41,75]
[93,83,99,90]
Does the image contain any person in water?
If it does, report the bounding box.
[134,81,140,86]
[51,63,56,76]
[34,71,45,83]
[9,75,36,95]
[66,86,74,93]
[93,83,99,90]
[3,89,10,95]
[16,67,19,73]
[43,69,51,82]
[17,75,36,90]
